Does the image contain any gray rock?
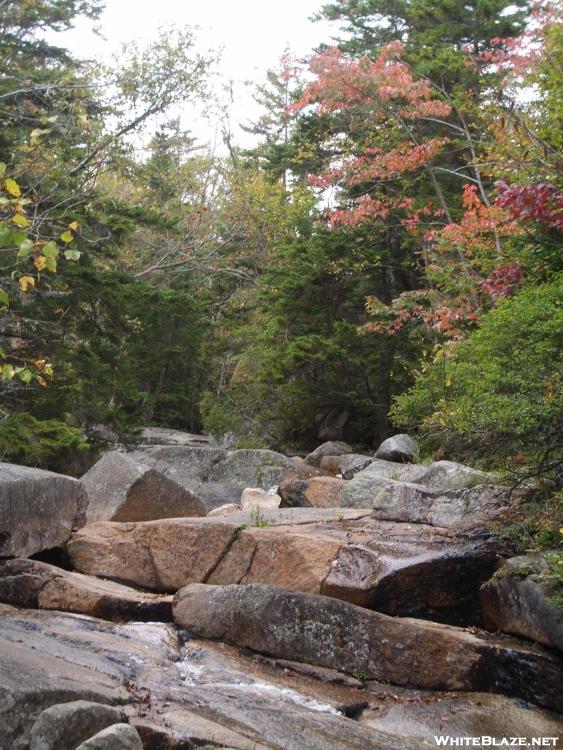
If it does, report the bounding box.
[374,434,419,463]
[28,700,126,750]
[173,583,563,712]
[139,427,211,447]
[305,441,353,466]
[0,558,173,622]
[339,467,511,528]
[240,487,281,511]
[481,552,563,651]
[0,606,420,750]
[75,723,142,750]
[0,462,87,558]
[81,452,206,523]
[399,460,492,490]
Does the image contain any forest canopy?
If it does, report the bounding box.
[0,0,561,501]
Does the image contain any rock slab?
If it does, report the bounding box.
[0,462,87,558]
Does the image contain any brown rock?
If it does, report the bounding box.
[279,476,347,508]
[0,558,172,621]
[173,583,563,712]
[67,519,238,592]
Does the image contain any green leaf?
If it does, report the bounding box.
[19,368,33,384]
[10,231,26,246]
[0,288,8,306]
[0,224,11,247]
[2,364,14,380]
[60,231,73,243]
[43,241,59,259]
[64,248,81,261]
[0,197,9,207]
[17,239,34,258]
[45,255,57,273]
[0,163,6,178]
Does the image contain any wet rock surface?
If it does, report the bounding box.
[173,583,563,712]
[0,462,87,558]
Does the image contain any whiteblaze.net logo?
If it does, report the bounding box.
[434,738,560,747]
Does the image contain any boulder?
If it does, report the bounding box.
[0,462,87,558]
[481,552,563,651]
[305,441,353,467]
[240,487,281,511]
[139,427,211,446]
[134,446,297,511]
[67,518,239,591]
[0,559,173,621]
[320,453,373,479]
[28,700,126,750]
[173,583,563,712]
[67,510,500,623]
[279,477,346,508]
[75,724,142,750]
[375,434,419,463]
[399,460,492,490]
[207,503,241,517]
[339,466,511,528]
[81,452,206,523]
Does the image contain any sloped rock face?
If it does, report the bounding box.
[481,552,563,651]
[81,452,206,523]
[374,434,419,463]
[75,723,143,750]
[0,462,87,558]
[173,583,563,712]
[67,510,500,624]
[0,606,419,750]
[0,558,172,621]
[399,460,492,490]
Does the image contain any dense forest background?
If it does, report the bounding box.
[0,0,561,515]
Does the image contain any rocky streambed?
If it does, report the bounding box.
[0,431,561,749]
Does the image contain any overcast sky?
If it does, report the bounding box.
[56,0,335,149]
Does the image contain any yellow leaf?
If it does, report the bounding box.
[12,213,30,228]
[4,178,21,198]
[34,255,47,271]
[68,221,79,231]
[19,275,35,292]
[44,363,53,376]
[36,375,48,388]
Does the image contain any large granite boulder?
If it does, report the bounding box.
[0,559,172,621]
[319,453,373,478]
[339,465,511,527]
[375,434,419,463]
[481,552,563,651]
[278,477,346,508]
[28,700,127,750]
[68,510,500,624]
[240,487,281,511]
[305,441,353,467]
[81,452,206,523]
[173,583,563,712]
[399,460,492,490]
[0,462,87,558]
[132,445,299,511]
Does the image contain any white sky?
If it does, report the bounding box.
[55,0,336,150]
